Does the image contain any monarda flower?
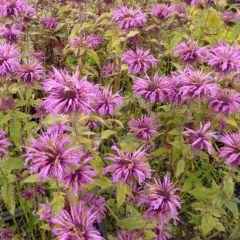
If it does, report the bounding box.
[0,43,21,76]
[40,17,58,30]
[39,202,52,221]
[42,68,95,115]
[220,133,240,167]
[174,39,203,64]
[154,225,170,240]
[52,202,103,240]
[82,192,106,222]
[209,89,240,115]
[0,228,13,240]
[112,6,147,30]
[25,129,79,181]
[183,121,217,154]
[16,60,44,85]
[104,145,151,185]
[133,73,174,103]
[207,42,240,76]
[0,98,14,111]
[0,0,30,17]
[92,87,123,116]
[0,130,11,159]
[0,24,21,43]
[121,48,157,74]
[70,34,102,50]
[101,61,119,77]
[129,115,158,141]
[151,4,175,20]
[64,152,97,196]
[222,11,240,26]
[117,230,141,240]
[141,175,181,224]
[173,67,218,103]
[183,0,202,5]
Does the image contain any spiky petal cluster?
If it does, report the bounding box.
[121,48,157,74]
[70,34,102,49]
[40,17,58,30]
[104,145,151,185]
[52,202,103,240]
[82,192,106,222]
[42,68,95,115]
[0,130,11,159]
[0,24,21,43]
[151,4,175,20]
[133,73,174,103]
[16,60,44,85]
[117,230,140,240]
[0,43,21,76]
[25,127,79,181]
[220,133,240,167]
[64,152,97,196]
[174,39,203,63]
[0,228,14,240]
[129,115,158,141]
[222,11,240,26]
[142,175,181,224]
[183,122,217,153]
[207,42,240,76]
[93,87,123,116]
[39,202,52,221]
[112,6,147,30]
[173,67,218,103]
[208,89,240,115]
[154,224,170,240]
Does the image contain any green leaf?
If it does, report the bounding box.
[176,159,185,177]
[201,214,225,236]
[86,49,100,67]
[118,217,146,229]
[10,119,22,148]
[117,182,126,208]
[223,176,234,199]
[51,194,65,213]
[101,130,116,140]
[94,177,112,189]
[0,157,24,172]
[1,182,15,216]
[22,174,39,183]
[226,201,238,218]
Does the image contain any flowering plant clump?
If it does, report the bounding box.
[0,0,240,239]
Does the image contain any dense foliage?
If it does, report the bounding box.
[0,0,240,239]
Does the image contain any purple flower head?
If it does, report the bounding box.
[52,202,103,240]
[93,86,123,116]
[64,151,97,196]
[25,129,79,181]
[82,192,106,222]
[0,228,13,240]
[222,11,240,26]
[42,68,95,115]
[0,130,11,159]
[39,202,52,221]
[104,145,151,185]
[112,6,147,30]
[183,0,202,5]
[207,42,240,76]
[154,224,170,240]
[121,48,157,74]
[173,67,218,103]
[0,0,29,17]
[0,98,14,111]
[142,175,181,224]
[220,133,240,167]
[183,121,217,154]
[70,34,102,49]
[151,4,175,20]
[117,230,142,240]
[22,188,33,200]
[0,43,21,76]
[133,72,174,103]
[209,89,240,115]
[129,115,158,141]
[16,60,44,85]
[174,39,203,63]
[32,103,48,118]
[23,5,36,21]
[0,24,21,43]
[36,185,45,197]
[40,17,58,30]
[101,61,119,77]
[32,51,44,61]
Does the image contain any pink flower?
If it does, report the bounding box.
[42,68,95,115]
[0,24,21,43]
[222,11,240,26]
[64,152,97,196]
[220,133,240,167]
[141,175,181,224]
[0,130,11,159]
[40,17,58,30]
[129,115,158,141]
[209,89,240,115]
[39,202,52,222]
[133,72,174,103]
[121,48,157,74]
[0,43,21,76]
[92,86,123,116]
[104,145,151,185]
[207,42,240,76]
[183,122,217,154]
[0,228,13,240]
[151,4,175,20]
[52,202,103,240]
[154,224,170,240]
[70,34,102,49]
[16,60,44,85]
[0,0,31,17]
[112,6,147,30]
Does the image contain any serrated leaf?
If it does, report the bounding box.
[176,159,185,177]
[101,130,116,140]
